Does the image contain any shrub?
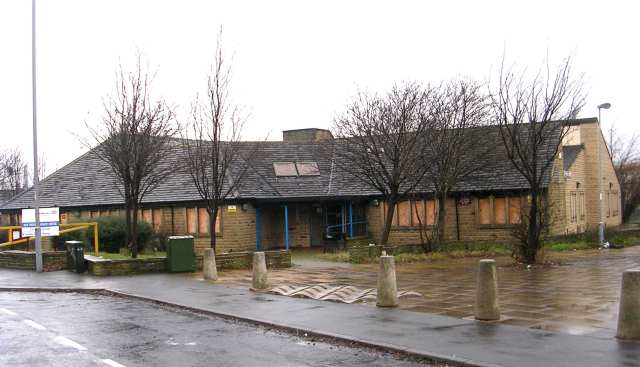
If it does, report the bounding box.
[54,216,153,253]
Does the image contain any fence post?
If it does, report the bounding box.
[475,259,500,321]
[616,270,640,339]
[93,223,99,256]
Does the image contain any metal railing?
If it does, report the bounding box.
[325,221,368,239]
[0,222,100,256]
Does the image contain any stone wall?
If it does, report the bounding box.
[87,257,166,276]
[195,250,292,271]
[0,250,67,272]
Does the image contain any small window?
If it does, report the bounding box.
[509,197,521,224]
[273,162,298,176]
[606,191,611,218]
[494,197,507,224]
[397,201,411,226]
[425,200,436,226]
[478,198,491,225]
[198,208,209,234]
[411,200,425,226]
[186,208,197,234]
[152,209,162,232]
[143,209,153,224]
[579,192,585,220]
[296,162,320,176]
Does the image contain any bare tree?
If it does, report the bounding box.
[491,56,585,264]
[182,33,257,252]
[608,124,640,222]
[330,83,435,247]
[85,57,178,258]
[0,148,28,197]
[424,80,492,246]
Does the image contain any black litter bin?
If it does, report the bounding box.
[65,240,87,273]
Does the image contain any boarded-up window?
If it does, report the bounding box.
[152,209,162,232]
[411,200,425,226]
[142,209,153,224]
[509,197,521,224]
[494,197,507,224]
[426,200,436,226]
[478,198,491,225]
[198,208,209,234]
[397,201,411,226]
[186,208,197,233]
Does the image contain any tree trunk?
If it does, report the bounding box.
[209,206,218,252]
[436,189,448,246]
[124,200,131,254]
[380,197,397,247]
[525,191,539,264]
[131,203,139,259]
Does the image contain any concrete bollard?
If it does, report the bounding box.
[203,248,218,281]
[376,255,399,307]
[251,251,268,290]
[616,270,640,339]
[475,259,500,321]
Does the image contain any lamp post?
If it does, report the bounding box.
[597,102,611,247]
[32,0,43,272]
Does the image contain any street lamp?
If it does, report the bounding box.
[32,0,43,272]
[597,102,611,247]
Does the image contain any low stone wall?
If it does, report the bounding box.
[195,250,292,271]
[0,250,67,272]
[87,257,166,276]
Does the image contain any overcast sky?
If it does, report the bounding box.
[1,0,637,176]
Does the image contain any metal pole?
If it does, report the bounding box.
[283,205,289,251]
[598,107,604,247]
[32,0,43,272]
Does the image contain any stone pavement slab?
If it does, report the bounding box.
[0,268,638,367]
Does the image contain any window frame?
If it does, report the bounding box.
[185,206,222,237]
[386,199,437,229]
[476,195,523,228]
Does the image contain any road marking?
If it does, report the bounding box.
[53,336,87,351]
[23,319,46,330]
[101,359,127,367]
[0,308,17,316]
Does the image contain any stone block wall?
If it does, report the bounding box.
[195,250,291,271]
[87,257,166,276]
[0,250,67,272]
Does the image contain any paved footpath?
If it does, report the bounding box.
[1,268,638,367]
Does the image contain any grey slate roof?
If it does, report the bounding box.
[1,121,569,211]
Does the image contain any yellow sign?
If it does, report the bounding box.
[227,205,237,213]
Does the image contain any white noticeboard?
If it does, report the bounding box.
[21,207,60,237]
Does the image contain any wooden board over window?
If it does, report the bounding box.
[494,197,507,224]
[509,197,521,224]
[186,208,197,234]
[198,208,209,234]
[411,200,425,226]
[397,201,411,226]
[478,198,491,225]
[152,209,162,231]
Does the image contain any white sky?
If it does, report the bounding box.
[1,0,638,176]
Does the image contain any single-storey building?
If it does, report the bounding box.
[0,117,622,253]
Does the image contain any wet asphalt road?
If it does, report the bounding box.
[0,292,433,367]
